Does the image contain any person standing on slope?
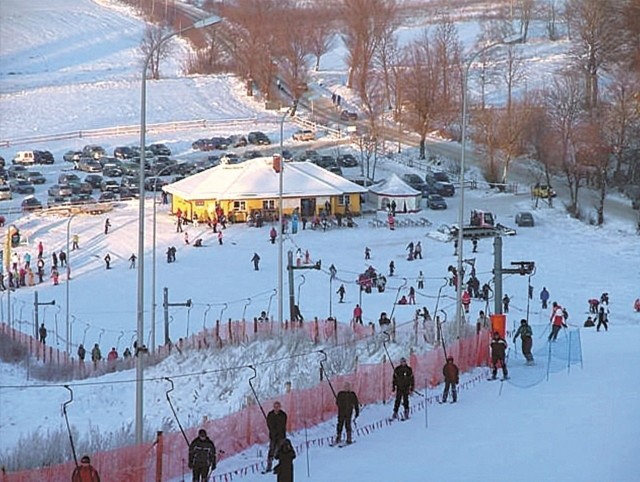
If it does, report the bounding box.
[548,302,566,341]
[392,357,414,420]
[265,401,288,473]
[335,382,360,445]
[188,428,216,482]
[442,356,459,403]
[72,455,101,482]
[513,319,534,364]
[490,331,509,380]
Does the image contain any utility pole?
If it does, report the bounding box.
[162,287,192,345]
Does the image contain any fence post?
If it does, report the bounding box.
[155,431,163,482]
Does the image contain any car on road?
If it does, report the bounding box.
[25,171,46,184]
[9,179,36,194]
[426,194,447,210]
[337,153,358,168]
[247,131,271,145]
[515,211,535,227]
[21,195,43,212]
[340,110,358,121]
[292,129,315,141]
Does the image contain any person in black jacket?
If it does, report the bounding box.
[490,332,509,380]
[335,382,360,444]
[392,357,415,419]
[266,401,288,472]
[188,428,216,482]
[442,356,459,403]
[273,438,296,482]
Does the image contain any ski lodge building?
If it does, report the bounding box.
[162,156,368,223]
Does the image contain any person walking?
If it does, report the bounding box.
[273,438,296,482]
[364,247,371,260]
[188,428,216,482]
[265,401,287,473]
[548,302,566,341]
[389,260,395,277]
[417,271,424,290]
[72,455,101,482]
[597,305,609,332]
[334,382,359,445]
[217,230,223,245]
[38,323,47,344]
[72,234,80,251]
[251,252,260,271]
[77,343,86,362]
[104,218,111,235]
[270,226,277,244]
[540,287,550,309]
[128,254,137,269]
[352,304,363,324]
[104,253,111,270]
[502,294,510,313]
[392,357,414,420]
[490,332,509,380]
[414,241,423,259]
[337,284,346,303]
[91,343,102,368]
[513,319,534,364]
[442,356,459,403]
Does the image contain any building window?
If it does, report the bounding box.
[233,201,246,211]
[338,195,351,206]
[195,200,204,206]
[263,199,276,210]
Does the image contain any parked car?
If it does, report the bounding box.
[98,191,118,202]
[77,158,103,173]
[248,131,271,145]
[100,180,120,193]
[113,146,135,160]
[48,184,73,197]
[227,135,247,147]
[21,195,43,212]
[63,150,82,163]
[9,179,36,194]
[326,165,343,176]
[70,193,94,204]
[242,150,262,160]
[297,150,320,162]
[192,138,214,151]
[0,184,12,201]
[340,110,358,121]
[8,165,28,179]
[315,155,337,168]
[84,174,104,189]
[25,171,46,184]
[82,144,106,159]
[12,151,35,165]
[292,129,315,141]
[515,211,535,227]
[103,163,124,177]
[427,171,451,183]
[59,173,81,184]
[149,143,171,156]
[0,156,5,168]
[426,194,447,210]
[337,153,358,168]
[121,176,140,190]
[431,180,455,197]
[220,153,241,165]
[33,150,54,164]
[401,173,427,193]
[144,177,167,191]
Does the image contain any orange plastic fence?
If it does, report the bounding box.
[3,331,490,482]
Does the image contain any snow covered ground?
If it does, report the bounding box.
[1,0,639,480]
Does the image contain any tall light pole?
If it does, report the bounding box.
[65,213,79,355]
[136,14,221,446]
[456,36,522,338]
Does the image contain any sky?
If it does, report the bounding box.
[0,0,639,480]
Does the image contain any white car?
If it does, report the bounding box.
[292,129,315,141]
[12,151,35,165]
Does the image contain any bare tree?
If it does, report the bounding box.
[433,15,463,124]
[140,24,174,80]
[374,23,400,111]
[307,7,336,71]
[501,44,526,116]
[543,0,560,41]
[518,0,535,42]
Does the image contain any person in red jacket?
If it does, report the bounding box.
[548,301,567,341]
[442,356,459,403]
[461,291,471,313]
[352,304,363,324]
[72,455,101,482]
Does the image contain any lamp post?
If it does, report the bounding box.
[65,213,79,355]
[455,37,522,338]
[278,104,295,325]
[136,14,221,446]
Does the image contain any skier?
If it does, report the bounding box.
[335,382,359,445]
[364,247,371,260]
[217,230,223,245]
[129,254,137,269]
[59,250,67,267]
[472,236,478,253]
[176,217,183,233]
[38,323,47,344]
[597,305,609,332]
[329,264,337,280]
[188,428,216,482]
[392,357,414,420]
[269,226,277,244]
[414,241,423,259]
[123,347,132,358]
[502,294,510,313]
[540,287,550,309]
[251,253,260,271]
[72,234,79,251]
[104,253,111,270]
[548,302,566,341]
[461,290,471,313]
[513,319,534,364]
[490,331,509,380]
[37,241,44,259]
[417,271,424,290]
[442,356,459,403]
[379,312,391,329]
[77,344,86,362]
[337,284,346,303]
[584,316,595,327]
[408,286,416,304]
[51,267,59,285]
[72,455,101,482]
[389,260,395,277]
[406,241,414,260]
[36,255,45,282]
[184,232,189,245]
[104,218,111,235]
[352,304,363,324]
[52,252,58,269]
[91,343,102,368]
[634,298,640,312]
[273,438,296,482]
[265,401,288,473]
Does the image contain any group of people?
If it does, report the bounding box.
[1,241,71,290]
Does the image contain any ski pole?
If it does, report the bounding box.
[318,350,337,399]
[248,365,268,420]
[62,385,78,467]
[164,377,190,446]
[381,331,395,371]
